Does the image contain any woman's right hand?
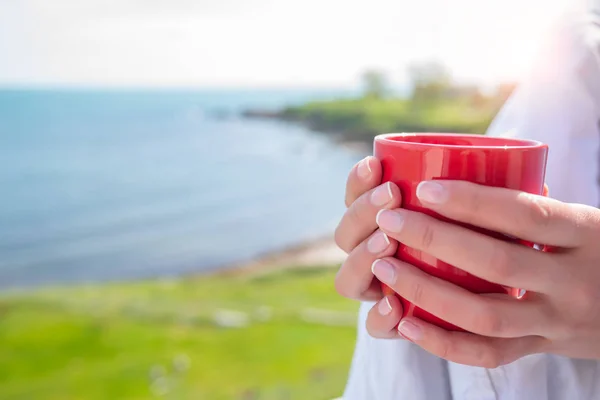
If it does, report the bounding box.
[334,156,405,339]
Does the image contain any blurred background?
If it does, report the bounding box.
[0,0,568,399]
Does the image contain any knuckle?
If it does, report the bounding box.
[365,323,377,338]
[435,337,454,362]
[434,336,503,369]
[575,205,599,243]
[334,266,352,298]
[487,245,514,281]
[333,225,349,253]
[419,222,436,250]
[346,199,363,227]
[478,348,503,369]
[464,185,484,217]
[573,282,598,314]
[449,181,484,222]
[523,195,553,229]
[344,196,352,208]
[334,207,365,253]
[365,319,381,338]
[344,168,360,207]
[365,306,393,339]
[336,193,375,253]
[471,304,506,336]
[409,279,426,305]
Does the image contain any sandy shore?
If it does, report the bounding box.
[222,236,346,276]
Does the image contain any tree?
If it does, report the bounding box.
[361,70,389,99]
[407,61,452,102]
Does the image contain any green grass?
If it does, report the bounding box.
[280,96,502,142]
[0,266,358,400]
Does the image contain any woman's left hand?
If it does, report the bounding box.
[368,180,600,368]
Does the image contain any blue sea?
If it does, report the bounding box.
[0,88,365,289]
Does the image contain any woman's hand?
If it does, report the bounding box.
[333,156,408,338]
[370,179,600,367]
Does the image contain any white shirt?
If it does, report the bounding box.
[342,5,600,400]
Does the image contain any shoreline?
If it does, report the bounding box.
[0,237,347,293]
[242,108,376,150]
[218,235,346,277]
[246,111,373,155]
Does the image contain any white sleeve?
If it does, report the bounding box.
[342,302,452,400]
[447,7,600,399]
[342,303,376,399]
[487,10,600,206]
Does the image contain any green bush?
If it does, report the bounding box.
[280,96,500,141]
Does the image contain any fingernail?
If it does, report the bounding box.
[367,231,390,254]
[398,320,423,341]
[371,182,393,206]
[416,181,447,204]
[376,209,404,233]
[357,158,372,180]
[371,259,396,285]
[378,297,393,316]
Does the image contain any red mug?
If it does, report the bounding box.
[373,133,548,331]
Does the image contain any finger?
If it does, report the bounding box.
[335,230,398,300]
[335,182,401,253]
[396,317,549,368]
[371,258,549,337]
[376,208,560,293]
[345,156,382,207]
[414,180,588,247]
[365,295,404,339]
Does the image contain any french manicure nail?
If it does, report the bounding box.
[371,182,393,206]
[357,158,372,180]
[367,231,390,254]
[378,297,393,316]
[416,181,447,204]
[376,209,404,233]
[398,320,423,341]
[371,259,396,285]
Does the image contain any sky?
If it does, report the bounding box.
[0,0,571,88]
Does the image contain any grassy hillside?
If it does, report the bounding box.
[0,266,357,400]
[277,96,503,142]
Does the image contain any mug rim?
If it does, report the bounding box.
[375,133,547,150]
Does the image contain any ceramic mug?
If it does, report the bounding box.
[373,133,548,331]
